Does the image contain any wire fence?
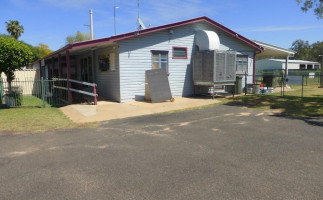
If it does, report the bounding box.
[0,77,69,108]
[235,74,323,98]
[0,77,98,108]
[1,73,322,108]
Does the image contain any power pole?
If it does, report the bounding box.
[319,55,323,88]
[90,9,94,40]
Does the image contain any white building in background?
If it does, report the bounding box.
[256,59,321,73]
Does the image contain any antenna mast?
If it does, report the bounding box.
[137,0,146,30]
[90,9,94,40]
[138,0,140,20]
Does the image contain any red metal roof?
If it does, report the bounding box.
[44,16,263,59]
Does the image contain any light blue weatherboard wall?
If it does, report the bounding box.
[95,46,120,102]
[118,21,256,102]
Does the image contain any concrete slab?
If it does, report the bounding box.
[60,97,220,123]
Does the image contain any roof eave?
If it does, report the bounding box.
[42,16,264,60]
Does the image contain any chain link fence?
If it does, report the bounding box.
[235,73,323,98]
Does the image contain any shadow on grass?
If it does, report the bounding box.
[224,95,323,127]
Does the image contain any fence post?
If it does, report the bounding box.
[281,74,284,97]
[41,77,46,108]
[301,75,304,98]
[245,72,247,96]
[93,84,97,105]
[0,77,3,105]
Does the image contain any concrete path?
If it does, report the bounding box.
[60,97,220,123]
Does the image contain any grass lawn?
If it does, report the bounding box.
[0,107,74,133]
[224,83,323,117]
[0,96,97,133]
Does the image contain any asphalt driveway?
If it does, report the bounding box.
[0,105,322,199]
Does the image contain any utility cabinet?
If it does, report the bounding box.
[193,50,236,86]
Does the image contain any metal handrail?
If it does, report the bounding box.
[52,78,98,105]
[52,78,97,87]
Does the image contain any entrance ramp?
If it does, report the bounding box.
[60,97,220,123]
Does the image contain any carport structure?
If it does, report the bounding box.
[253,40,295,76]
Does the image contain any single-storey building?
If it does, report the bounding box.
[40,16,272,103]
[256,59,321,73]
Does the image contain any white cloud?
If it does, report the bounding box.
[235,25,323,32]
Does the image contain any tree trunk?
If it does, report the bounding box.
[5,71,15,93]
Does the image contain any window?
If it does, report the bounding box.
[151,50,168,72]
[236,55,248,74]
[173,47,187,59]
[98,53,116,72]
[98,54,110,72]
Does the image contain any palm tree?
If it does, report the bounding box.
[5,20,24,40]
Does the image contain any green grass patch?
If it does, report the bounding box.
[0,95,97,134]
[222,81,323,117]
[0,105,98,133]
[225,94,323,117]
[21,95,47,107]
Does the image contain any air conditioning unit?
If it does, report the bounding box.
[193,50,236,86]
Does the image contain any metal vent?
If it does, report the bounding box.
[193,50,236,86]
[225,52,236,82]
[193,52,203,82]
[203,51,214,82]
[215,52,226,82]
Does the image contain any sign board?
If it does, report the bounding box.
[309,72,315,79]
[145,68,172,103]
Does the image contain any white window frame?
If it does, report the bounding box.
[236,55,248,74]
[151,50,169,72]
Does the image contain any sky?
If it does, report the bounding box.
[0,0,322,51]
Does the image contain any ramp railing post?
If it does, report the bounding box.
[93,84,97,105]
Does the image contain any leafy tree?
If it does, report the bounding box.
[34,43,53,58]
[296,0,323,19]
[5,20,24,39]
[311,41,323,62]
[0,36,33,92]
[66,31,91,44]
[290,39,323,62]
[19,41,40,62]
[291,39,312,60]
[18,41,52,62]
